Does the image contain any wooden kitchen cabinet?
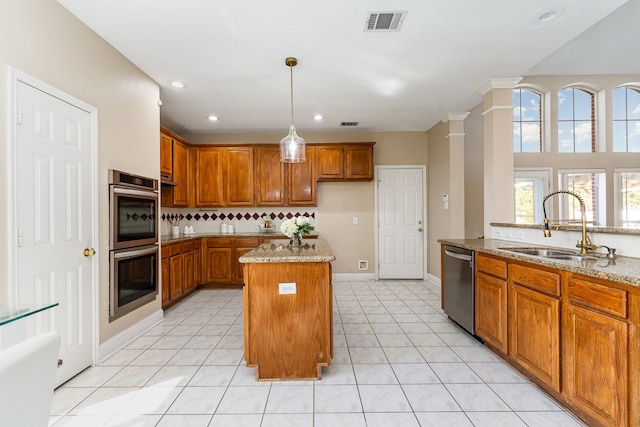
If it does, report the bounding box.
[232,237,261,284]
[194,147,224,207]
[161,242,171,306]
[160,131,173,179]
[172,140,191,207]
[182,240,195,292]
[316,143,374,182]
[193,238,202,286]
[563,274,629,427]
[345,145,374,180]
[287,146,317,206]
[317,146,343,180]
[224,147,254,206]
[204,237,232,284]
[509,263,561,392]
[169,243,184,300]
[255,147,285,205]
[474,253,508,353]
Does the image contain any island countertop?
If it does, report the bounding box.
[239,238,336,263]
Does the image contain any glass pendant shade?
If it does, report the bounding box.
[280,124,306,163]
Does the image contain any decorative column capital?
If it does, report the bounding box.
[476,78,523,96]
[440,112,470,123]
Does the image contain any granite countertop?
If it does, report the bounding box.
[161,231,319,244]
[239,238,336,263]
[438,238,640,288]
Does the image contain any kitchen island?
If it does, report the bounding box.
[239,238,335,381]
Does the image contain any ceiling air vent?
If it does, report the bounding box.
[340,122,360,127]
[364,11,407,32]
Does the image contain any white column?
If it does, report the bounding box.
[442,113,469,239]
[477,78,521,239]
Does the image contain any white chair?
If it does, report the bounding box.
[0,332,61,427]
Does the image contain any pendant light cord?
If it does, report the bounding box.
[289,64,295,127]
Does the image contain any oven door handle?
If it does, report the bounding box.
[112,186,159,198]
[113,245,158,259]
[444,249,473,262]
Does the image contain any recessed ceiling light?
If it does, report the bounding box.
[313,115,323,121]
[537,7,564,23]
[207,115,219,121]
[170,81,187,88]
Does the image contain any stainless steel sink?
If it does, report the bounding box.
[499,247,597,262]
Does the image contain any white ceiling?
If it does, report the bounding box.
[56,0,637,135]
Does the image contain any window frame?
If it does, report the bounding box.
[557,87,597,153]
[514,168,552,224]
[612,86,640,153]
[513,88,543,153]
[557,169,606,226]
[614,168,640,228]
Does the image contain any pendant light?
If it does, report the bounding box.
[280,57,306,163]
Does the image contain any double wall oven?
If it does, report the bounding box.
[109,170,159,321]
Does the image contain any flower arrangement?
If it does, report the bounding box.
[280,216,315,246]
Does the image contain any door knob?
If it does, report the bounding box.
[418,228,423,232]
[83,248,96,257]
[418,220,422,225]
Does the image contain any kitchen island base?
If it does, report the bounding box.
[243,260,333,381]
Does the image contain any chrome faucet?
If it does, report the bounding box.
[542,190,597,255]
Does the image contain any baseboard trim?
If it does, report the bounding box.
[332,273,376,282]
[98,309,164,363]
[426,273,441,287]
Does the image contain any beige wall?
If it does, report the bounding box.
[180,130,428,275]
[0,0,161,342]
[426,121,450,278]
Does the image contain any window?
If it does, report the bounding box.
[615,170,640,228]
[558,171,606,226]
[557,88,596,153]
[514,169,550,224]
[513,88,542,153]
[612,86,640,152]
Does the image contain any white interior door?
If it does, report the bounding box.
[14,79,95,387]
[377,167,425,279]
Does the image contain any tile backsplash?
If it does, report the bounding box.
[161,207,317,235]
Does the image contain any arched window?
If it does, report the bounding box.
[513,88,542,152]
[557,88,595,152]
[613,86,640,152]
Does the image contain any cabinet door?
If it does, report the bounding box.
[509,283,561,392]
[172,141,190,206]
[193,240,202,286]
[161,247,171,307]
[204,238,232,283]
[183,247,194,292]
[160,132,173,178]
[232,238,261,284]
[317,146,343,180]
[195,147,224,207]
[287,146,316,206]
[345,145,373,180]
[169,253,183,299]
[475,271,508,353]
[564,304,627,427]
[225,147,254,206]
[255,147,285,206]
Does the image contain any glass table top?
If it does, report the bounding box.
[0,302,59,326]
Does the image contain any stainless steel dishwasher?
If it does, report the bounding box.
[442,245,475,335]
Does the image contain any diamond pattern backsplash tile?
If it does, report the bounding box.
[160,208,318,235]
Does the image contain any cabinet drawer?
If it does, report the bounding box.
[568,276,627,319]
[234,237,260,247]
[510,263,560,297]
[193,238,201,249]
[476,254,507,279]
[205,237,232,248]
[182,240,194,251]
[169,243,183,256]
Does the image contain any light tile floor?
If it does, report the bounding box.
[49,280,586,427]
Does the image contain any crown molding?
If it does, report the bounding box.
[477,78,523,95]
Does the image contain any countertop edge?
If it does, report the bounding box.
[439,238,640,288]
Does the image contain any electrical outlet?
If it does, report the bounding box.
[279,282,296,295]
[358,260,368,270]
